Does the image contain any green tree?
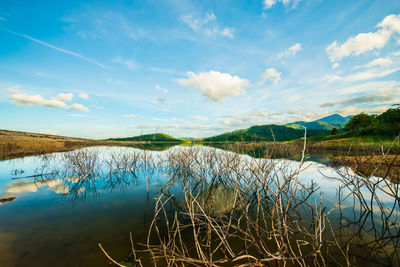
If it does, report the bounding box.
[345,113,377,133]
[377,107,400,135]
[331,127,339,135]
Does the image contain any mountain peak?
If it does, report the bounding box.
[315,114,351,124]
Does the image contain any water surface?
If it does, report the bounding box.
[0,145,398,266]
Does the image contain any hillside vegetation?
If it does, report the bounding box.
[201,125,329,142]
[286,114,352,130]
[108,133,183,142]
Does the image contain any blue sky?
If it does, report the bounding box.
[0,0,400,139]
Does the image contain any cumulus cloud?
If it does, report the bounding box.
[177,71,250,102]
[263,0,302,9]
[7,88,89,111]
[180,11,234,39]
[278,43,302,59]
[326,13,400,62]
[257,68,281,85]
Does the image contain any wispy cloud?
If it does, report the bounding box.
[216,109,269,128]
[79,93,89,100]
[320,92,395,108]
[263,0,302,10]
[1,29,109,69]
[325,67,400,83]
[156,84,168,94]
[113,56,136,70]
[336,106,391,116]
[278,43,302,59]
[257,68,281,85]
[180,11,234,39]
[122,114,137,118]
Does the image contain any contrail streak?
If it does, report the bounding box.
[2,29,109,69]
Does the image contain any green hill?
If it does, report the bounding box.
[286,121,345,130]
[108,133,182,142]
[202,125,330,142]
[318,114,353,124]
[286,114,352,130]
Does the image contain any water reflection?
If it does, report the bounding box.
[0,145,398,266]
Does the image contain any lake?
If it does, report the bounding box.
[0,145,398,266]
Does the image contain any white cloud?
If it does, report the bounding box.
[358,58,393,69]
[177,71,250,102]
[180,11,235,39]
[336,106,390,116]
[67,103,90,111]
[326,13,400,62]
[122,114,137,118]
[338,80,400,95]
[54,93,73,102]
[378,13,400,34]
[325,67,400,83]
[268,109,331,124]
[7,88,89,112]
[156,84,168,93]
[332,63,340,69]
[263,0,301,9]
[6,179,69,195]
[79,93,89,100]
[278,43,302,59]
[257,68,281,85]
[264,0,276,9]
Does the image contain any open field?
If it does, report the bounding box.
[0,129,146,160]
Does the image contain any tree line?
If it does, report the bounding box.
[342,106,400,136]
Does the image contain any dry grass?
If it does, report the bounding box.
[0,129,144,160]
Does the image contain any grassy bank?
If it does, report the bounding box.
[0,129,147,160]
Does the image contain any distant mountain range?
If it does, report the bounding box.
[286,114,353,131]
[111,114,353,143]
